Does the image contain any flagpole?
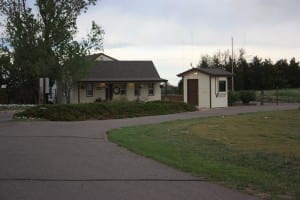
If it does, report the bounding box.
[231,37,234,91]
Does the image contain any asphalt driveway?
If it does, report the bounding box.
[0,104,298,200]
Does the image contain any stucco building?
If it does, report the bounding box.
[177,68,233,108]
[56,53,167,104]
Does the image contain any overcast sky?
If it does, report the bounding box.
[76,0,300,85]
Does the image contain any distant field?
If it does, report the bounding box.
[108,110,300,199]
[256,88,300,103]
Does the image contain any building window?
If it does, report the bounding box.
[134,83,140,96]
[86,83,93,97]
[218,80,226,92]
[148,83,154,96]
[120,83,126,95]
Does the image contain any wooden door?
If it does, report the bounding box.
[187,79,198,105]
[106,84,113,100]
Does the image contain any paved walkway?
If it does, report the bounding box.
[0,104,298,200]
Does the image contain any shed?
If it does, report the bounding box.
[177,68,233,108]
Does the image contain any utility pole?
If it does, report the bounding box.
[231,37,234,91]
[43,77,46,106]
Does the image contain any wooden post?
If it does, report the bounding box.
[260,90,264,105]
[276,87,279,105]
[77,82,80,104]
[43,77,45,106]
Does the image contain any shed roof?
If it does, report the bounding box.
[81,61,167,82]
[177,67,233,77]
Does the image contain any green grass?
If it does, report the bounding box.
[256,88,300,103]
[108,110,300,199]
[13,100,196,121]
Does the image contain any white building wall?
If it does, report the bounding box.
[141,82,161,101]
[182,72,228,108]
[71,84,106,104]
[125,83,135,101]
[70,82,161,104]
[197,73,210,108]
[210,76,228,108]
[115,82,161,102]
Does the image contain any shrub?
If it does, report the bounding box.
[228,91,240,106]
[239,90,256,104]
[95,98,103,103]
[14,101,197,121]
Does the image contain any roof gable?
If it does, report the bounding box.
[177,67,233,77]
[95,53,118,61]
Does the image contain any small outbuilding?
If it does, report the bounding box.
[177,68,233,108]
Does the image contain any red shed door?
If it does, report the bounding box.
[187,79,198,106]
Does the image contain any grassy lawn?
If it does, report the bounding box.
[108,110,300,199]
[256,88,300,103]
[13,101,196,121]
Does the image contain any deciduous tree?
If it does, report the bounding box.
[0,0,103,103]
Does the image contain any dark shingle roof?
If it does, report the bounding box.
[177,67,233,77]
[81,61,167,82]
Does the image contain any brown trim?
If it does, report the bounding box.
[215,76,217,97]
[187,79,199,106]
[106,84,113,100]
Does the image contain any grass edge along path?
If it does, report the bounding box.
[108,110,300,199]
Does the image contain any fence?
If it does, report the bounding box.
[162,95,183,102]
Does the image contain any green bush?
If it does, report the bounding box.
[14,101,197,121]
[228,91,240,106]
[239,90,256,104]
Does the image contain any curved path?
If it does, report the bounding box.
[0,104,298,200]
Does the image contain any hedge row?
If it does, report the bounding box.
[228,90,256,105]
[14,101,197,121]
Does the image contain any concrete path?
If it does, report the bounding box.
[0,104,298,200]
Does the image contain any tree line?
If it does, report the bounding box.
[197,49,300,91]
[0,0,103,104]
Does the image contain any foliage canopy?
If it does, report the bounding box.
[0,0,104,103]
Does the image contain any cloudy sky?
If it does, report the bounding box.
[76,0,300,85]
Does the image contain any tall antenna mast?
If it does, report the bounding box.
[231,37,234,91]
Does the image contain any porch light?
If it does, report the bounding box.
[128,83,134,88]
[98,82,106,87]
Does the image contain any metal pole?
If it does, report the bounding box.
[231,37,234,91]
[43,77,45,106]
[276,86,279,105]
